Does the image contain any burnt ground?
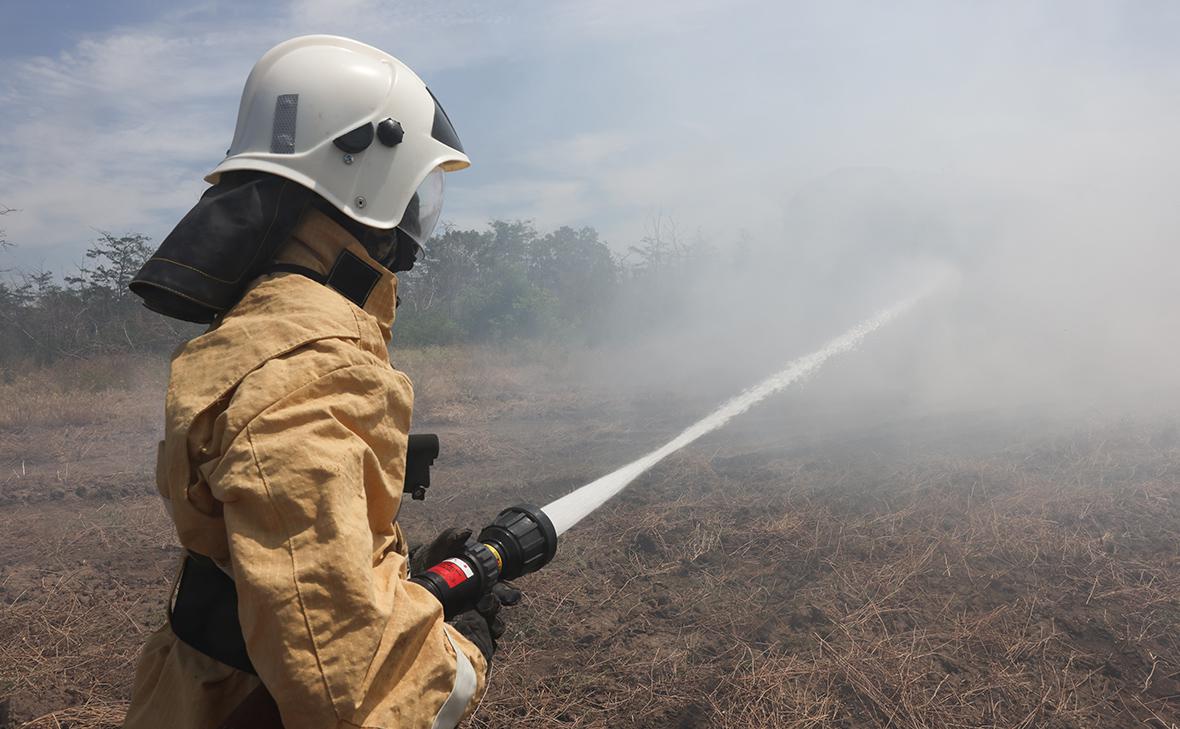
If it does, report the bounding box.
[1,350,1178,728]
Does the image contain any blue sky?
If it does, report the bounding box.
[2,0,1179,275]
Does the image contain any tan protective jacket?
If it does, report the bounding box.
[125,210,487,729]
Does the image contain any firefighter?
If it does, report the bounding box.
[124,35,501,729]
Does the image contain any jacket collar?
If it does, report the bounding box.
[273,208,398,339]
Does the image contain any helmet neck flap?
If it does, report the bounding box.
[130,171,420,323]
[130,171,313,323]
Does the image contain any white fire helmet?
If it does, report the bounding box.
[206,35,469,246]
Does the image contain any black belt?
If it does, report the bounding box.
[170,552,255,674]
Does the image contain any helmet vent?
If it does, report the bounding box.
[333,123,375,154]
[270,94,299,154]
[426,87,464,154]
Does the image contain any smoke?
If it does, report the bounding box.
[3,1,1177,424]
[589,158,1180,427]
[544,275,952,534]
[560,1,1180,425]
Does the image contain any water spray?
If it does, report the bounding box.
[409,280,947,617]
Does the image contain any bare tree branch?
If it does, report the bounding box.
[0,204,16,252]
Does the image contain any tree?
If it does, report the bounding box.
[0,205,14,252]
[397,219,622,344]
[627,214,686,273]
[65,231,153,296]
[0,228,181,366]
[528,226,616,334]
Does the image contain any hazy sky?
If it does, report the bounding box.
[1,1,1178,278]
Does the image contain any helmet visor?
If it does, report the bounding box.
[397,167,445,247]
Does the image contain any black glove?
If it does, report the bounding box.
[449,582,522,669]
[411,527,523,669]
[450,610,495,666]
[408,527,472,577]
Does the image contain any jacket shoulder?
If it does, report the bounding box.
[167,274,366,428]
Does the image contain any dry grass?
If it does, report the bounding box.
[14,701,126,729]
[1,349,1178,728]
[0,357,163,431]
[0,497,174,729]
[472,433,1180,728]
[0,357,163,508]
[394,343,592,425]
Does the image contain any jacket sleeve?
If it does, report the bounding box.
[206,360,487,729]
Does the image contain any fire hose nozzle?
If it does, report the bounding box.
[478,503,558,580]
[410,503,558,618]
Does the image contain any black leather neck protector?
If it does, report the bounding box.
[130,171,314,323]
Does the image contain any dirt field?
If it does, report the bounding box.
[1,350,1178,728]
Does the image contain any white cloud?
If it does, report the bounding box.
[0,20,260,269]
[521,131,634,171]
[0,2,510,269]
[540,0,753,42]
[450,178,594,232]
[3,0,1180,281]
